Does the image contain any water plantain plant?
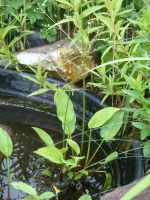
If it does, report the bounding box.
[31,87,123,182]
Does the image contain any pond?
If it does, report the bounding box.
[0,67,144,200]
[0,122,118,200]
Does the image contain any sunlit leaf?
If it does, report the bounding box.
[0,128,13,157]
[11,182,37,197]
[79,194,92,200]
[88,107,120,129]
[100,111,124,140]
[39,191,55,199]
[33,127,54,146]
[82,6,104,18]
[54,90,75,123]
[102,152,118,164]
[28,88,49,97]
[67,139,80,155]
[35,146,63,164]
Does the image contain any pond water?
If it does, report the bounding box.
[0,123,114,200]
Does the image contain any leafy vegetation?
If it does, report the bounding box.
[0,0,150,199]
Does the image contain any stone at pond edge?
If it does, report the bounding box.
[101,179,150,200]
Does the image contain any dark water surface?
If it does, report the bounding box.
[0,123,112,200]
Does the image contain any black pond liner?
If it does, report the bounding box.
[0,66,144,199]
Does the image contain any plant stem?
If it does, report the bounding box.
[87,139,104,167]
[85,129,92,167]
[81,77,86,154]
[7,157,10,200]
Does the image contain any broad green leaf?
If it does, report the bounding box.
[100,111,124,140]
[62,156,84,168]
[28,88,49,97]
[32,127,54,146]
[121,173,150,200]
[143,140,150,157]
[79,194,92,200]
[132,122,150,140]
[54,90,76,123]
[141,129,150,140]
[67,139,80,155]
[62,115,76,135]
[82,6,104,18]
[104,173,112,190]
[35,146,63,164]
[0,128,13,157]
[88,107,120,129]
[39,191,55,199]
[132,122,150,130]
[11,182,37,197]
[102,152,118,164]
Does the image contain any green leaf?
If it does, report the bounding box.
[0,128,13,157]
[100,111,124,140]
[56,0,72,7]
[62,115,76,135]
[28,88,49,97]
[102,152,118,164]
[104,173,112,190]
[8,0,25,9]
[35,146,63,164]
[39,191,55,200]
[82,6,104,18]
[22,75,40,85]
[121,174,150,200]
[96,14,114,33]
[132,122,150,130]
[33,127,54,146]
[67,139,80,155]
[143,140,150,157]
[88,107,120,129]
[112,0,123,15]
[54,90,75,123]
[141,129,150,140]
[79,194,92,200]
[11,182,37,197]
[41,169,52,177]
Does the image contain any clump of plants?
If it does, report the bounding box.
[0,0,150,199]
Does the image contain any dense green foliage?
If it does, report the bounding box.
[0,0,150,199]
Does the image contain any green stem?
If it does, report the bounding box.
[7,157,10,200]
[87,139,104,167]
[85,129,92,167]
[81,77,86,154]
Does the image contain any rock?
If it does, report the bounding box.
[16,40,94,82]
[101,179,150,200]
